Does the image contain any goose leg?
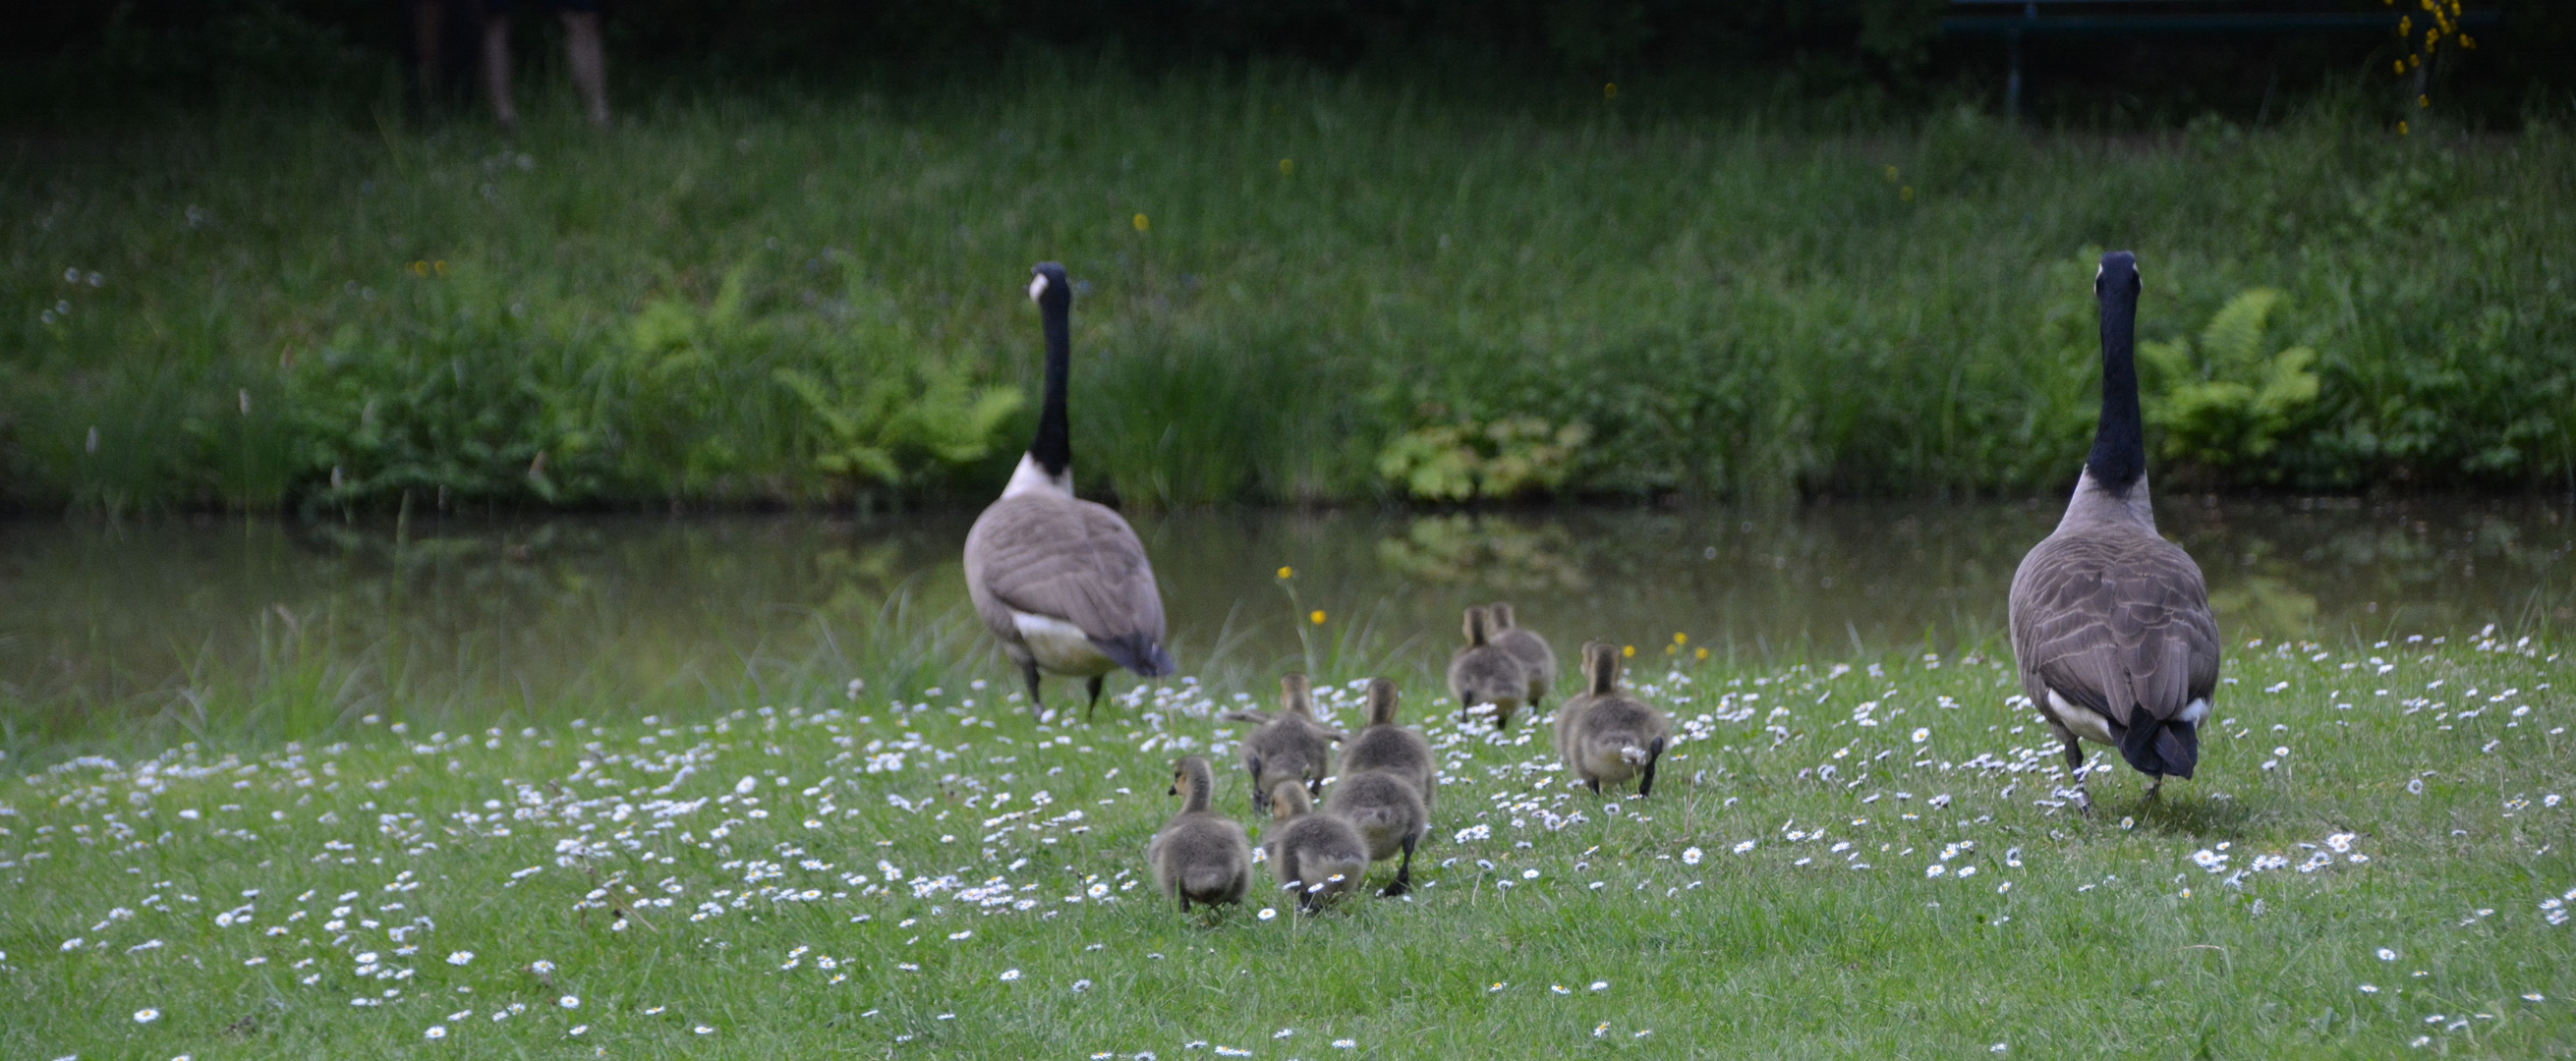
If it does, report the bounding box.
[1382,836,1416,897]
[2147,775,2163,801]
[1084,675,1106,721]
[1020,661,1045,715]
[2061,734,2092,815]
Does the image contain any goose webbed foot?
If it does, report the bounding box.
[2147,775,2164,801]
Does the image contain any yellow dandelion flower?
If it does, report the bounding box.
[1900,186,1915,202]
[1603,83,1619,100]
[1132,213,1150,232]
[2418,94,2430,108]
[2398,120,2410,136]
[1309,610,1326,626]
[1884,164,1900,183]
[1279,158,1293,176]
[432,259,448,276]
[1665,644,1677,655]
[1694,646,1709,660]
[1672,633,1688,645]
[1277,566,1293,580]
[1621,644,1635,658]
[2460,33,2475,48]
[2393,59,2406,75]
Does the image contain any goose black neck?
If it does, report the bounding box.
[2087,267,2146,492]
[1030,290,1072,476]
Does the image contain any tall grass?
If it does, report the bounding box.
[6,66,2572,512]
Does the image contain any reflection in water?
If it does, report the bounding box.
[0,498,2566,736]
[1373,516,1587,590]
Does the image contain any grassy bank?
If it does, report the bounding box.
[7,68,2574,512]
[0,623,2567,1057]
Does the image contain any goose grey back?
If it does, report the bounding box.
[962,261,1174,719]
[2007,251,2220,808]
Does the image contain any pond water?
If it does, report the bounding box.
[3,497,2570,733]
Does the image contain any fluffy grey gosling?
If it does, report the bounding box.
[1447,605,1528,731]
[1326,767,1429,897]
[1339,678,1436,810]
[1484,602,1558,707]
[1263,782,1370,912]
[1554,641,1672,797]
[1147,755,1251,912]
[1219,674,1344,813]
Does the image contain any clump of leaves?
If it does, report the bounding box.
[773,365,1020,488]
[2138,288,2321,475]
[1375,416,1591,501]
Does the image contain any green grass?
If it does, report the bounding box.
[6,67,2574,512]
[2,621,2569,1058]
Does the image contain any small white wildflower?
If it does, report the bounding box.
[424,1027,447,1040]
[2378,948,2397,962]
[1682,847,1702,866]
[1733,840,1756,854]
[1911,728,1929,744]
[559,995,580,1008]
[1334,1039,1357,1048]
[447,951,473,966]
[1000,969,1021,981]
[135,1008,161,1024]
[569,1025,588,1036]
[1258,908,1278,921]
[1072,978,1093,992]
[1589,980,1609,991]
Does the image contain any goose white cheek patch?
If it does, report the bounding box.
[1028,275,1048,302]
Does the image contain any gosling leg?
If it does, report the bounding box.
[1085,675,1106,722]
[1640,744,1662,799]
[1382,835,1416,897]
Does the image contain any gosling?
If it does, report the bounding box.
[1218,674,1343,813]
[1554,641,1672,797]
[1339,678,1436,810]
[1484,602,1558,708]
[1147,755,1251,912]
[1447,606,1529,731]
[1262,782,1370,912]
[1326,768,1429,896]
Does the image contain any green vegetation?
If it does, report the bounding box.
[7,70,2573,512]
[0,611,2567,1057]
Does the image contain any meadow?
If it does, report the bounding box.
[1,607,2568,1058]
[7,66,2575,513]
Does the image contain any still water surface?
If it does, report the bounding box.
[4,498,2569,731]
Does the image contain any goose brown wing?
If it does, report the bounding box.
[967,494,1171,670]
[2009,529,2219,727]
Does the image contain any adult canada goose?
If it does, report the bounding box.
[1147,756,1252,912]
[1262,782,1370,912]
[1485,602,1558,707]
[1553,642,1671,797]
[2007,251,2220,810]
[1325,768,1429,896]
[963,262,1175,719]
[1447,606,1528,731]
[1218,674,1343,814]
[1338,678,1436,810]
